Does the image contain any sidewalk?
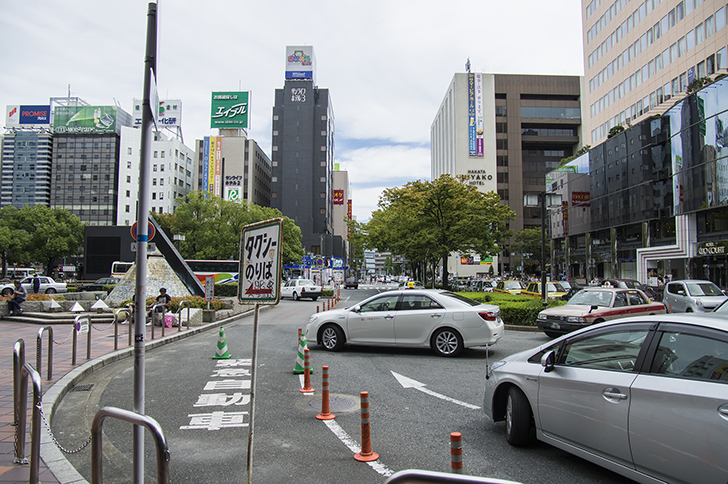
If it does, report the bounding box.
[0,316,211,484]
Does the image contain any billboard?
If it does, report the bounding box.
[285,45,316,81]
[202,136,223,196]
[6,105,51,127]
[53,106,119,134]
[333,189,344,205]
[210,92,249,129]
[133,99,181,128]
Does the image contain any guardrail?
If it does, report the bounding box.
[113,308,132,351]
[91,407,170,484]
[13,359,42,484]
[36,326,53,381]
[13,339,24,433]
[176,300,191,332]
[72,314,92,365]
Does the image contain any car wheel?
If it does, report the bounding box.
[506,386,535,446]
[1,288,12,296]
[293,292,299,301]
[45,288,56,294]
[432,328,463,357]
[544,330,561,339]
[320,324,344,351]
[686,307,693,313]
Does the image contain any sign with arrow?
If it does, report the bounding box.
[391,371,481,410]
[238,218,283,304]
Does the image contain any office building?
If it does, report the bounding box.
[431,73,581,277]
[583,0,728,145]
[271,46,342,258]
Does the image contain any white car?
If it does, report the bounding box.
[305,289,503,356]
[281,279,322,301]
[0,275,67,295]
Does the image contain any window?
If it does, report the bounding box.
[686,0,693,15]
[686,29,695,51]
[678,36,686,56]
[717,7,726,31]
[649,330,728,382]
[126,190,130,197]
[718,47,727,70]
[360,294,400,312]
[695,23,704,45]
[660,15,668,35]
[400,294,443,310]
[127,147,132,155]
[153,151,158,158]
[706,15,714,38]
[152,193,156,200]
[670,42,678,62]
[559,328,649,372]
[127,161,132,169]
[125,205,130,213]
[676,1,684,21]
[126,175,131,183]
[153,164,157,171]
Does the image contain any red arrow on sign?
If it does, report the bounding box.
[245,284,272,295]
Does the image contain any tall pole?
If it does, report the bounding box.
[133,3,157,483]
[541,194,548,309]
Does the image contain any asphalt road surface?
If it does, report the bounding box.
[52,288,636,483]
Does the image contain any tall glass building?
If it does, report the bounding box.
[1,130,53,208]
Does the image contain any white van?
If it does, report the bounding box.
[5,267,36,279]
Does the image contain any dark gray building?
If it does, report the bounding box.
[270,78,337,256]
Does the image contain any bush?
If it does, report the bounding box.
[0,293,66,302]
[458,291,564,326]
[215,283,238,297]
[120,295,225,312]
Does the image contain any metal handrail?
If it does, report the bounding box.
[385,470,523,484]
[176,300,191,332]
[113,308,131,351]
[126,302,135,347]
[14,362,42,484]
[36,326,53,380]
[148,302,166,339]
[13,339,24,430]
[91,406,170,484]
[72,314,92,365]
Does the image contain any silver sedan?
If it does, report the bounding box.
[483,314,728,484]
[305,289,503,356]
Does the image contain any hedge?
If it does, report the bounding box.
[459,292,565,326]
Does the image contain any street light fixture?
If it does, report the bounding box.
[524,192,562,308]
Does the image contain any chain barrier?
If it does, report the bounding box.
[36,401,92,454]
[52,325,75,346]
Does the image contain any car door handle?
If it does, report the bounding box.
[430,313,442,318]
[384,314,394,319]
[602,388,628,401]
[719,404,728,422]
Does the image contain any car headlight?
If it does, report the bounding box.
[490,361,507,372]
[537,312,547,319]
[308,314,319,324]
[696,300,703,306]
[567,316,586,323]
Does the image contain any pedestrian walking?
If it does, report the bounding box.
[31,273,41,294]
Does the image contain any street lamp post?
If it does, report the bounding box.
[524,192,562,309]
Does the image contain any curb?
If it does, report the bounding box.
[40,306,266,484]
[504,324,541,332]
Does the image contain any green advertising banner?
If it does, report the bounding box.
[211,91,249,128]
[53,106,118,134]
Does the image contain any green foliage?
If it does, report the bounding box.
[0,205,85,275]
[686,76,712,94]
[365,174,515,288]
[558,145,591,167]
[509,227,549,274]
[215,283,238,297]
[459,291,564,326]
[121,295,225,312]
[155,191,304,265]
[607,125,625,139]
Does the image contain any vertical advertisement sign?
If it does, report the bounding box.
[475,73,484,157]
[208,137,217,193]
[239,218,283,304]
[202,137,210,194]
[347,199,352,239]
[214,137,222,197]
[468,74,476,157]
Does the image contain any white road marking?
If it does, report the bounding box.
[323,419,395,477]
[391,371,481,410]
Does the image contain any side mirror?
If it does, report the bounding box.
[677,290,685,296]
[541,350,556,373]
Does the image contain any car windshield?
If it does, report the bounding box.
[299,280,315,287]
[567,290,613,307]
[714,299,728,312]
[547,282,566,292]
[505,282,523,290]
[438,291,481,306]
[686,282,723,296]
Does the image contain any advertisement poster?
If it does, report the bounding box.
[53,105,118,134]
[239,218,283,304]
[211,91,249,129]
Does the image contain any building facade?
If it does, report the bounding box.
[552,76,728,287]
[431,73,581,277]
[270,77,337,256]
[1,130,53,208]
[583,0,728,145]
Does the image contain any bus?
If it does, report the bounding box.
[185,260,239,284]
[111,261,134,278]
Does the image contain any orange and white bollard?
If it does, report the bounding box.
[354,391,379,461]
[299,348,314,393]
[316,366,335,420]
[297,328,302,344]
[450,432,463,474]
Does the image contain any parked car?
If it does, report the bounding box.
[305,289,503,357]
[280,278,322,301]
[75,277,120,292]
[484,314,728,484]
[521,281,567,300]
[344,278,359,289]
[0,275,67,295]
[536,287,666,338]
[662,279,728,313]
[601,278,657,300]
[494,280,526,295]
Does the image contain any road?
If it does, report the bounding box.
[52,287,635,483]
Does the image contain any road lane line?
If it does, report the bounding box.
[323,419,395,477]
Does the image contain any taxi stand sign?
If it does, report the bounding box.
[238,218,283,304]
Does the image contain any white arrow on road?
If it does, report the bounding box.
[391,371,481,410]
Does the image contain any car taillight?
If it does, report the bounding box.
[478,311,498,321]
[302,287,306,292]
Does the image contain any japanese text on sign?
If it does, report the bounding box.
[239,218,283,304]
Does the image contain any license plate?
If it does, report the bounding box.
[550,322,560,329]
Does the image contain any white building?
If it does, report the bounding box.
[117,126,195,226]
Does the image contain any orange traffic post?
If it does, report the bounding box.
[297,328,302,345]
[316,366,335,420]
[450,432,463,474]
[300,348,314,393]
[354,391,379,462]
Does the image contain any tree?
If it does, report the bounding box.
[155,191,304,266]
[509,227,550,275]
[366,174,515,289]
[0,205,85,276]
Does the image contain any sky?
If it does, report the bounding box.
[0,0,585,223]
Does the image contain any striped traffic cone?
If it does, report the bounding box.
[293,332,313,374]
[212,326,231,359]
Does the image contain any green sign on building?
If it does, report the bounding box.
[210,91,249,129]
[53,106,118,134]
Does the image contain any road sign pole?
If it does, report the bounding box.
[133,4,157,483]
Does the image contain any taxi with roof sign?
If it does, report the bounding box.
[494,280,526,295]
[522,281,568,300]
